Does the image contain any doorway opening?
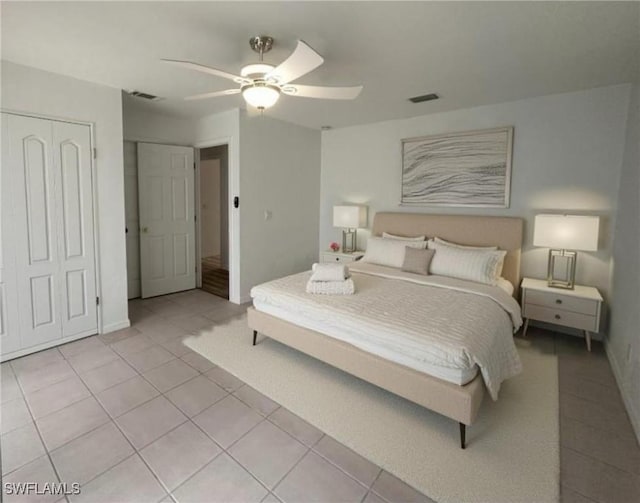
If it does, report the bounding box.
[199,145,229,299]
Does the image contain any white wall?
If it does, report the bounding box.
[320,84,631,327]
[239,112,321,301]
[200,159,221,258]
[123,141,140,299]
[608,81,640,440]
[122,100,196,145]
[2,61,128,332]
[194,109,321,302]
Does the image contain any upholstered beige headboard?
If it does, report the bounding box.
[371,212,524,297]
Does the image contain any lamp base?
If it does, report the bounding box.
[342,229,357,253]
[547,249,577,289]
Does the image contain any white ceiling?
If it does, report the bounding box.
[2,1,638,129]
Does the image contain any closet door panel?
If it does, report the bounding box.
[60,140,84,258]
[7,114,62,347]
[24,136,54,263]
[0,283,11,349]
[53,121,98,337]
[30,275,56,327]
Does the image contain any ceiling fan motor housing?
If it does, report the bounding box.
[240,63,275,80]
[249,36,274,59]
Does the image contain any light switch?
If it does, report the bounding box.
[264,210,272,221]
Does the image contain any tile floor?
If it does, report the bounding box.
[1,289,638,503]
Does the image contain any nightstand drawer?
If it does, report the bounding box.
[325,254,349,263]
[523,304,598,331]
[525,290,598,315]
[321,253,353,264]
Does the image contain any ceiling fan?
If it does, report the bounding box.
[162,35,363,111]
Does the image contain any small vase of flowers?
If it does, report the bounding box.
[329,242,340,252]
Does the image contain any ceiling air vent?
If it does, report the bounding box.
[127,90,161,101]
[408,93,439,104]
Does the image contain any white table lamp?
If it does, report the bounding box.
[333,205,367,253]
[533,214,599,289]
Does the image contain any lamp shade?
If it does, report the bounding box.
[333,205,367,229]
[533,215,599,251]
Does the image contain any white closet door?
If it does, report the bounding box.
[53,121,98,338]
[6,114,63,347]
[138,143,195,298]
[1,113,98,356]
[1,115,20,353]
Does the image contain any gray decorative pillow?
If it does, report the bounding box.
[401,247,435,275]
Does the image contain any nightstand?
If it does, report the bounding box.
[320,251,364,264]
[521,278,603,351]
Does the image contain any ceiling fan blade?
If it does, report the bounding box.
[162,59,246,83]
[283,84,363,100]
[266,40,324,84]
[184,89,240,101]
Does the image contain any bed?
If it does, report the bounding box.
[247,212,524,448]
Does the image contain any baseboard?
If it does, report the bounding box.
[604,339,640,443]
[1,329,97,362]
[102,319,131,334]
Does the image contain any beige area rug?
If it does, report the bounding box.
[185,315,559,503]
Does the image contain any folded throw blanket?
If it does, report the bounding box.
[310,263,349,282]
[306,278,355,295]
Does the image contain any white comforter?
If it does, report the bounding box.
[250,262,523,400]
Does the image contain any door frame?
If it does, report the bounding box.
[0,109,103,335]
[194,136,240,304]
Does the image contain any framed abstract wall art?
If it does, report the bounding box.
[401,126,513,208]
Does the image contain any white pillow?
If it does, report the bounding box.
[382,232,426,241]
[429,241,506,285]
[496,277,514,296]
[362,237,427,268]
[429,237,498,251]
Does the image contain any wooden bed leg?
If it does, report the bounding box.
[459,423,466,449]
[252,330,257,346]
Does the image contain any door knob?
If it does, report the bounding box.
[141,226,148,234]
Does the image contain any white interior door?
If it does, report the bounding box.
[53,121,98,338]
[138,143,195,298]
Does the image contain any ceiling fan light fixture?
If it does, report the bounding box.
[166,36,363,107]
[242,83,281,109]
